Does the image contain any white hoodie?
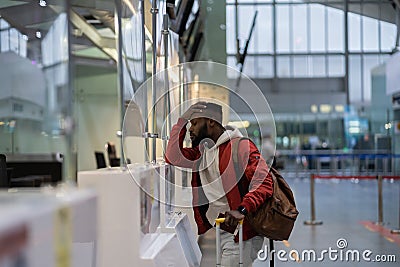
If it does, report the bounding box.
[198,126,243,224]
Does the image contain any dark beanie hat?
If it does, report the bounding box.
[191,101,223,125]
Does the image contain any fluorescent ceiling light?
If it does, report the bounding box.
[310,105,318,113]
[228,121,250,128]
[320,104,331,113]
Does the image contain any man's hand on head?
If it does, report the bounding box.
[181,102,207,121]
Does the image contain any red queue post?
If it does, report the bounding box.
[304,173,323,226]
[376,175,383,225]
[390,176,400,234]
[304,173,400,229]
[380,175,400,234]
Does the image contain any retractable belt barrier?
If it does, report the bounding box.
[285,151,400,176]
[304,174,400,232]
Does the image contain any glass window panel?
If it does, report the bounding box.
[277,56,291,77]
[380,21,396,52]
[348,11,361,52]
[125,60,142,84]
[57,13,68,62]
[362,15,379,52]
[227,4,273,54]
[1,30,9,52]
[327,7,344,52]
[255,6,273,53]
[363,55,379,102]
[19,34,27,57]
[227,56,239,79]
[292,5,307,52]
[256,56,274,78]
[226,6,236,54]
[379,54,390,64]
[238,5,256,52]
[242,55,256,77]
[349,55,362,103]
[0,2,74,176]
[276,5,290,53]
[0,19,10,30]
[9,28,18,53]
[123,16,142,60]
[42,13,68,66]
[310,4,326,52]
[328,55,344,77]
[293,56,308,77]
[43,31,53,66]
[310,56,326,77]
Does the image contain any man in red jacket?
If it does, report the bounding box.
[165,101,273,266]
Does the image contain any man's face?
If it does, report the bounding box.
[189,118,208,147]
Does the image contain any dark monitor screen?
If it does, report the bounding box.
[95,152,107,169]
[0,154,7,188]
[6,155,62,186]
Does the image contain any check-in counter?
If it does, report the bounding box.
[78,163,201,267]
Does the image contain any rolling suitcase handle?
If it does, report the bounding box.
[215,218,244,267]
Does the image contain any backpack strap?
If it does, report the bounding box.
[231,137,252,198]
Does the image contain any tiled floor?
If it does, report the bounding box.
[198,172,400,266]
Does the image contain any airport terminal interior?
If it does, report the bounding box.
[0,0,399,266]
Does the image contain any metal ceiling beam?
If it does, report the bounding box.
[73,55,117,69]
[89,9,115,32]
[69,8,117,61]
[303,0,397,24]
[119,0,152,41]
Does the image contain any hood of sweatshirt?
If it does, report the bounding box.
[198,125,243,223]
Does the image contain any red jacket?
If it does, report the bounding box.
[165,118,273,241]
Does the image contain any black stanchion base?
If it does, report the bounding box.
[374,221,385,226]
[304,220,323,225]
[390,229,400,234]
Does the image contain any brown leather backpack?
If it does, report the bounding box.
[231,137,299,241]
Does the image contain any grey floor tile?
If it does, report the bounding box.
[198,172,400,267]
